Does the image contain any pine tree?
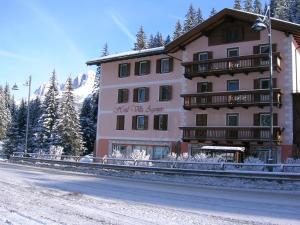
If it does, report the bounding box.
[234,0,242,10]
[133,26,147,50]
[273,0,290,21]
[101,43,109,56]
[80,97,96,155]
[195,8,204,24]
[54,78,85,155]
[173,20,183,40]
[270,0,277,17]
[148,34,155,48]
[253,0,263,14]
[165,35,171,45]
[0,87,11,140]
[210,8,218,17]
[244,0,254,12]
[295,0,300,23]
[183,4,197,32]
[39,70,60,151]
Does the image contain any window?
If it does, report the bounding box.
[159,85,172,101]
[161,59,170,73]
[260,113,271,126]
[133,87,149,103]
[112,144,127,156]
[118,63,130,78]
[197,52,209,72]
[117,89,129,103]
[132,115,148,130]
[116,115,125,130]
[227,48,239,58]
[197,82,212,93]
[135,60,150,76]
[260,44,269,54]
[154,114,168,130]
[226,113,239,126]
[227,80,239,91]
[152,146,170,159]
[260,79,270,89]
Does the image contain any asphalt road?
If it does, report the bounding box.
[0,162,299,225]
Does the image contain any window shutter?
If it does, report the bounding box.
[126,63,131,76]
[144,116,148,130]
[145,60,151,74]
[272,44,277,52]
[117,89,122,103]
[193,53,199,61]
[135,62,140,75]
[156,59,161,73]
[118,64,121,77]
[145,87,149,102]
[154,115,159,130]
[116,116,120,130]
[253,113,260,126]
[121,116,125,130]
[207,82,213,92]
[272,78,277,88]
[159,86,163,101]
[273,113,278,126]
[253,79,260,89]
[133,88,138,102]
[163,115,168,130]
[196,114,207,126]
[208,51,213,59]
[253,46,259,54]
[123,89,129,103]
[197,83,201,93]
[167,86,172,100]
[132,116,137,130]
[169,58,173,72]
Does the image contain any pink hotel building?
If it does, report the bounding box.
[87,9,300,163]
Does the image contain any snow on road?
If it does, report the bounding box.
[0,162,299,225]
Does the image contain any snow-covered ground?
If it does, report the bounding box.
[0,162,300,225]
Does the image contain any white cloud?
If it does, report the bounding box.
[110,12,135,42]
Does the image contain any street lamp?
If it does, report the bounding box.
[252,6,274,164]
[12,75,32,156]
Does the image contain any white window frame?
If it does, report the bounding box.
[227,80,239,91]
[227,48,239,58]
[226,113,239,126]
[137,88,146,102]
[139,61,148,75]
[198,52,209,72]
[161,58,170,73]
[260,113,271,127]
[137,115,145,130]
[119,63,129,77]
[259,44,270,65]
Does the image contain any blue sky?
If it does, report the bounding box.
[0,0,266,99]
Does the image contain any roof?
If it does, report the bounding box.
[165,8,300,53]
[86,46,165,65]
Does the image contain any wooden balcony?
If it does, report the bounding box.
[180,126,282,143]
[182,89,282,110]
[182,53,281,79]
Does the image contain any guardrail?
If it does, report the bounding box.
[8,152,300,177]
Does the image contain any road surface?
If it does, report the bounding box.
[0,162,299,225]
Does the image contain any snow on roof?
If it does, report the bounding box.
[87,46,165,65]
[200,146,245,152]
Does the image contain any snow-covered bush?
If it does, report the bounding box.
[48,146,63,160]
[284,158,300,173]
[111,150,124,159]
[238,157,265,171]
[130,149,150,166]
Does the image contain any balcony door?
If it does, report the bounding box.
[226,113,239,139]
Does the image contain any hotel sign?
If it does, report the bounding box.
[113,105,164,114]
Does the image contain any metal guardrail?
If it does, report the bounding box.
[7,152,300,181]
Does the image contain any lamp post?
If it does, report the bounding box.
[252,6,274,164]
[12,75,32,155]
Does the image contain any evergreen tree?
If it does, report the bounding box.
[183,4,197,32]
[210,8,218,17]
[195,8,204,24]
[270,0,277,17]
[244,0,254,12]
[173,20,183,40]
[253,0,263,14]
[234,0,242,10]
[54,78,85,155]
[148,34,155,48]
[0,87,11,140]
[165,35,171,45]
[39,70,60,151]
[148,32,164,48]
[133,26,147,50]
[273,0,290,21]
[101,42,109,56]
[80,97,96,155]
[295,0,300,23]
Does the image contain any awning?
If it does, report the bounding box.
[199,146,245,152]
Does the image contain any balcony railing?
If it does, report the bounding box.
[183,53,281,79]
[180,126,282,142]
[181,89,282,109]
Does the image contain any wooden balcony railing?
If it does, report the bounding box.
[181,89,282,110]
[182,53,281,79]
[180,126,282,142]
